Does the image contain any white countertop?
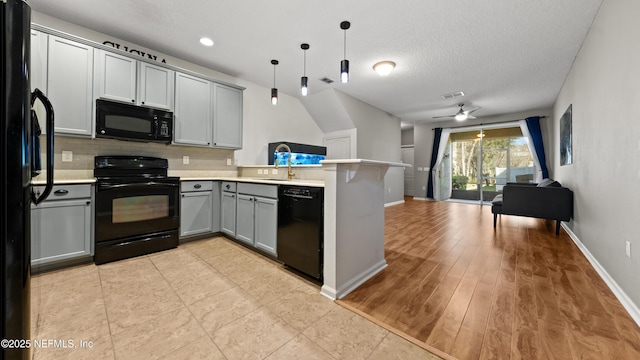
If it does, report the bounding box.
[320,159,410,167]
[33,176,324,187]
[180,177,324,187]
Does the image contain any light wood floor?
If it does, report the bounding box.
[338,198,640,359]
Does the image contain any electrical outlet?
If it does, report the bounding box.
[626,241,631,258]
[272,169,278,175]
[422,186,426,190]
[182,156,189,165]
[226,158,232,166]
[417,167,423,171]
[388,187,392,194]
[263,169,269,174]
[257,169,263,175]
[61,151,73,162]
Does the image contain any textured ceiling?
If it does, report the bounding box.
[27,0,603,125]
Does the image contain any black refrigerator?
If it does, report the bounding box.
[1,0,54,358]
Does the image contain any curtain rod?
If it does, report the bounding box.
[431,116,547,130]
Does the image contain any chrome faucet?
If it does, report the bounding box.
[274,143,295,180]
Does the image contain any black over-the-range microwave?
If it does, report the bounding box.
[95,99,173,143]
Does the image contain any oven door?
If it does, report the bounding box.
[95,178,180,242]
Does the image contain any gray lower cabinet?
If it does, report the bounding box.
[31,184,92,267]
[254,197,278,256]
[180,181,214,237]
[221,182,237,237]
[235,183,278,256]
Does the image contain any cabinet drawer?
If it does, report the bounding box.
[181,181,214,192]
[237,183,277,199]
[32,184,91,202]
[222,181,236,192]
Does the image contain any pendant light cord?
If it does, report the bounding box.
[343,30,347,59]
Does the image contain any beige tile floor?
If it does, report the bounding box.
[30,236,442,360]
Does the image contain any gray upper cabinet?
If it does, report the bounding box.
[47,35,94,136]
[94,50,137,104]
[213,83,243,149]
[94,50,174,110]
[174,72,212,146]
[139,62,174,110]
[31,185,92,268]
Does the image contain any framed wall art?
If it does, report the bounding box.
[560,104,572,166]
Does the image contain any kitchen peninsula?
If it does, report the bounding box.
[33,159,408,299]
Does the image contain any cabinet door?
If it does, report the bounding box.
[31,199,92,266]
[94,50,137,104]
[221,191,237,237]
[47,35,94,136]
[30,30,48,134]
[211,182,221,232]
[254,197,278,256]
[139,62,174,110]
[212,83,243,149]
[180,191,213,237]
[236,194,255,246]
[174,72,212,146]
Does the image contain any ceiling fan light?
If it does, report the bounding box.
[373,61,395,76]
[455,113,467,121]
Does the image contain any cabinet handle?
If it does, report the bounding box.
[131,99,135,103]
[231,194,235,198]
[53,189,69,196]
[141,101,145,104]
[86,201,91,206]
[194,184,202,189]
[182,194,185,197]
[225,184,230,189]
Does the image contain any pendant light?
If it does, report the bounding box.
[300,43,309,96]
[340,21,351,83]
[271,59,279,105]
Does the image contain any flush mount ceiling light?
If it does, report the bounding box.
[373,61,395,76]
[271,59,279,105]
[340,21,351,83]
[300,43,309,96]
[199,37,214,47]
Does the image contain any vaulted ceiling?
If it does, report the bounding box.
[28,0,603,126]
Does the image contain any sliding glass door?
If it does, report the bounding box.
[447,126,535,203]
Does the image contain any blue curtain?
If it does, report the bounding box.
[426,128,442,199]
[525,116,549,179]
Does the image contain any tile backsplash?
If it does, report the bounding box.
[34,135,237,181]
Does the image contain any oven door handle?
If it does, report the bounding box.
[98,181,179,191]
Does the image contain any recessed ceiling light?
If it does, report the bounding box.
[373,61,396,76]
[199,37,214,47]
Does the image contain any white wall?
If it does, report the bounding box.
[32,12,324,169]
[333,91,403,204]
[553,0,640,313]
[413,109,552,198]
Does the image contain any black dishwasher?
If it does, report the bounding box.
[277,185,323,281]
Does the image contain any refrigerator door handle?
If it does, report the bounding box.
[31,88,55,205]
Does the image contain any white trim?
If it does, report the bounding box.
[320,260,388,300]
[384,200,405,207]
[412,197,430,201]
[562,223,640,327]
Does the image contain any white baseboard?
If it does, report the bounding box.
[324,260,387,300]
[384,200,405,207]
[412,197,429,201]
[562,222,640,327]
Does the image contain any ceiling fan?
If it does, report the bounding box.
[433,103,480,121]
